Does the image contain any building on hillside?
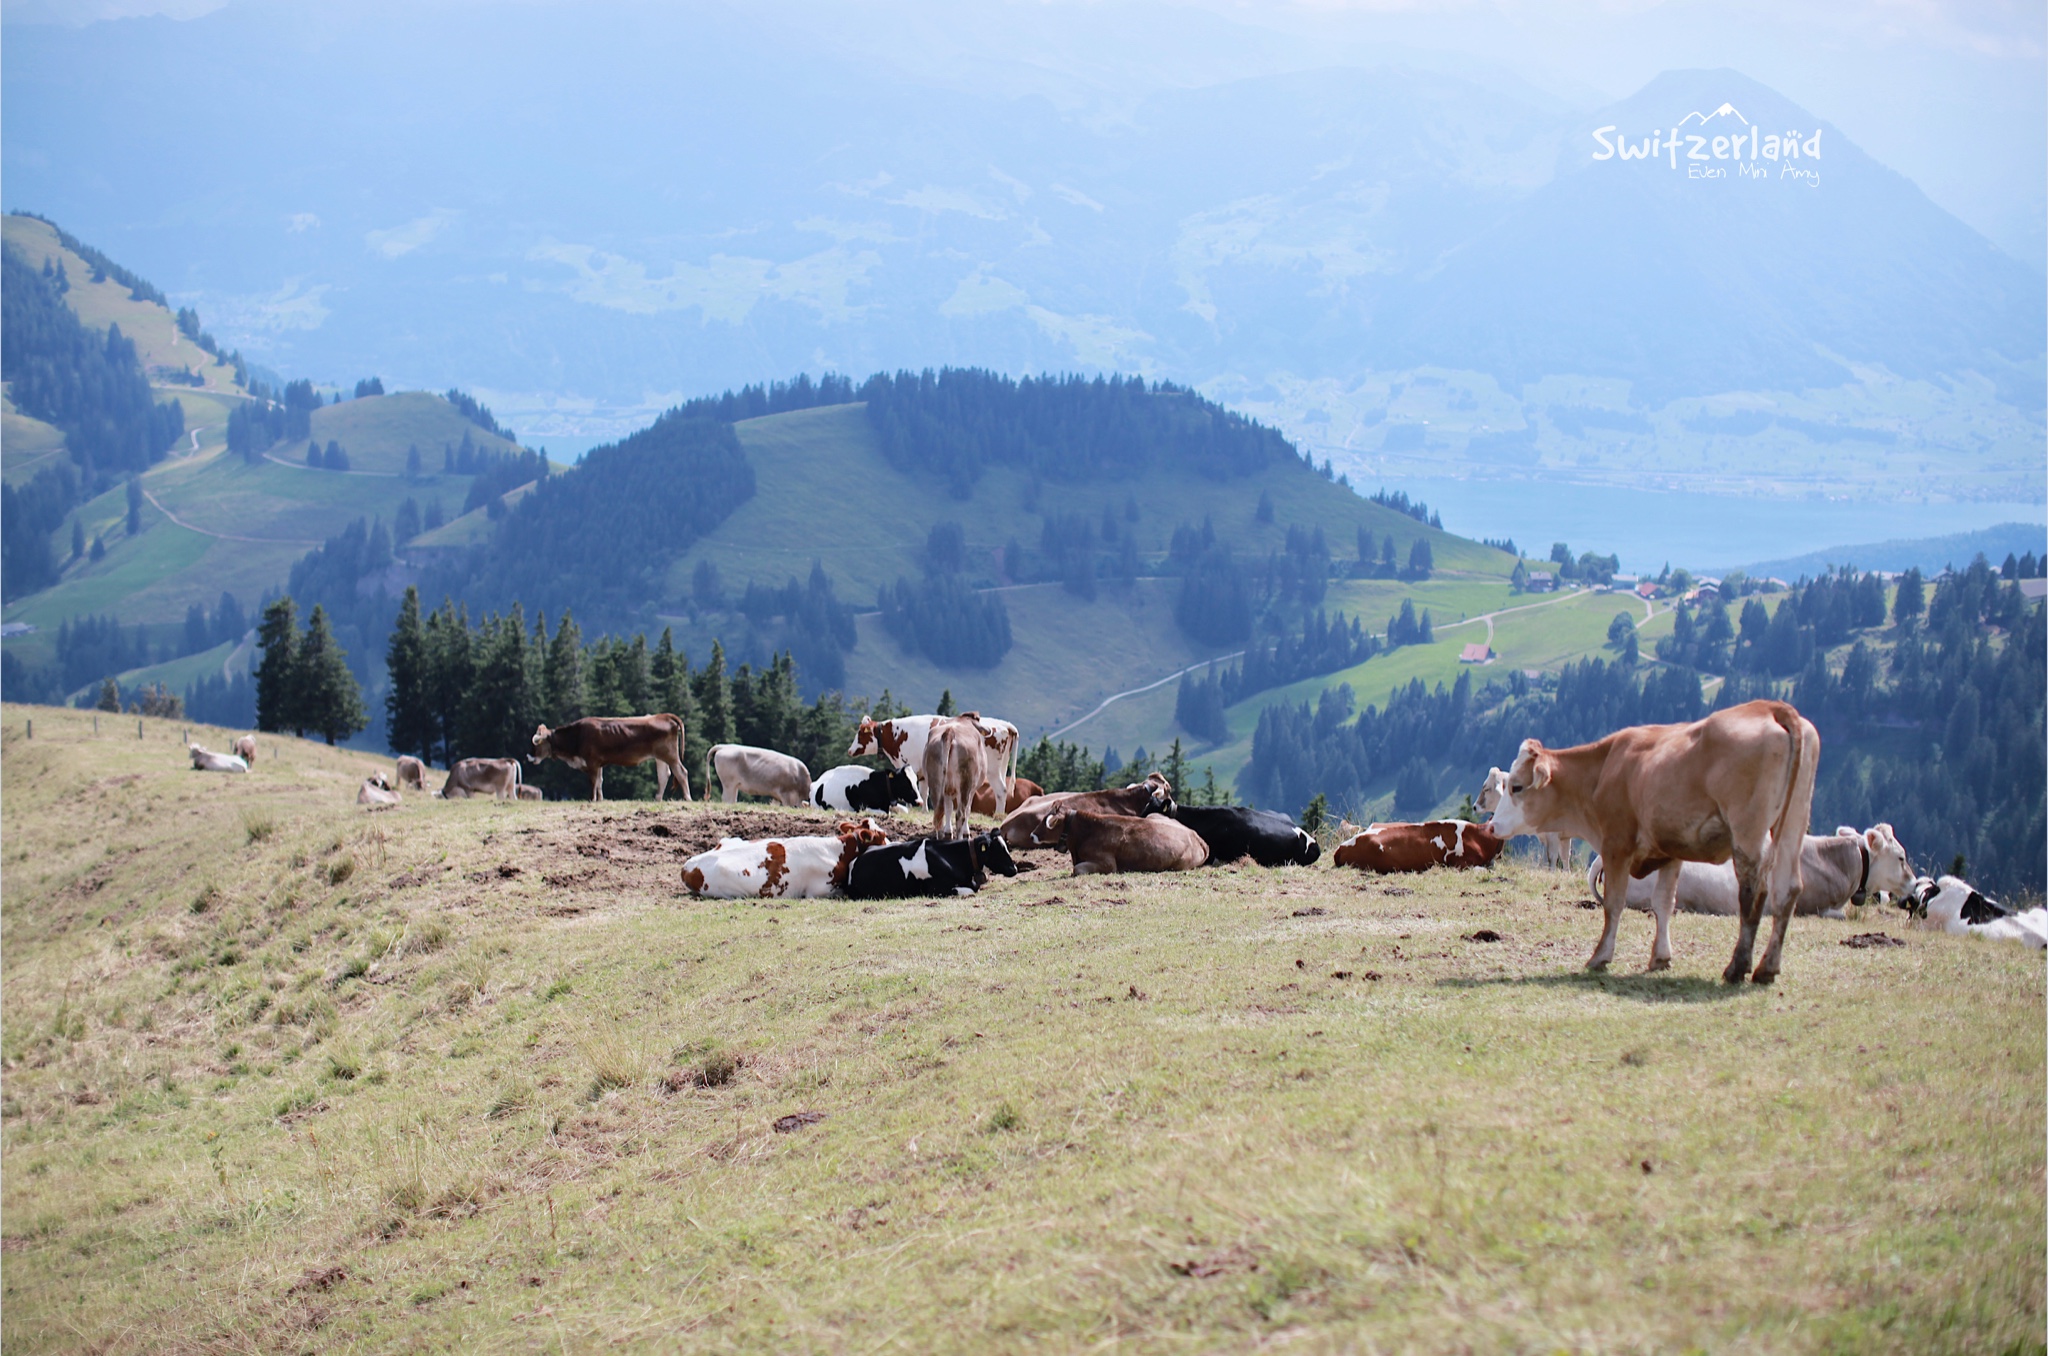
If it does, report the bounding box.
[1459,643,1493,664]
[1526,570,1556,593]
[1635,581,1658,600]
[2020,578,2047,603]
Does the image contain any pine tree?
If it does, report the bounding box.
[125,478,143,535]
[70,518,84,560]
[384,586,435,760]
[296,605,367,745]
[1163,738,1187,799]
[96,677,121,712]
[255,597,299,733]
[936,689,957,716]
[692,640,734,748]
[425,600,474,765]
[1893,568,1925,627]
[406,444,422,480]
[543,612,586,726]
[460,605,534,757]
[649,628,696,726]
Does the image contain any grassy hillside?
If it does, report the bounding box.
[1,400,69,486]
[286,391,526,478]
[2,704,2039,1351]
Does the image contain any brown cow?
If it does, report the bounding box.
[997,774,1175,849]
[1487,698,1820,983]
[921,716,986,840]
[1333,820,1506,873]
[530,714,689,802]
[1048,808,1208,875]
[233,735,258,765]
[439,758,522,799]
[395,755,429,792]
[971,775,1043,819]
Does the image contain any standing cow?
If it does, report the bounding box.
[710,744,812,807]
[1487,699,1819,983]
[233,735,258,765]
[394,755,430,792]
[849,712,1017,808]
[531,714,689,801]
[921,716,986,841]
[439,758,523,799]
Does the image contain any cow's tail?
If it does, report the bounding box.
[1765,706,1820,911]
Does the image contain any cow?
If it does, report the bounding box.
[1477,767,1573,869]
[971,775,1043,819]
[1171,805,1320,867]
[997,774,1175,849]
[395,755,429,792]
[679,819,890,899]
[439,757,522,800]
[358,777,401,806]
[1333,820,1507,873]
[187,744,248,773]
[844,831,1019,899]
[1903,876,2048,948]
[531,714,689,802]
[710,744,812,808]
[811,764,921,814]
[233,735,258,765]
[1589,824,1914,918]
[515,784,544,801]
[849,712,1018,805]
[1047,807,1209,875]
[1485,698,1820,983]
[921,716,987,840]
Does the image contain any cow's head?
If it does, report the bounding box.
[530,723,555,762]
[367,771,393,791]
[974,831,1019,878]
[886,765,922,808]
[1485,740,1553,837]
[1140,772,1176,815]
[1041,808,1069,842]
[1475,767,1509,814]
[1852,822,1914,902]
[1293,827,1322,866]
[847,718,876,758]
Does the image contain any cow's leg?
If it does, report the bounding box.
[670,759,691,802]
[653,760,669,802]
[1751,833,1804,984]
[1588,848,1631,970]
[1647,861,1680,971]
[1723,849,1765,984]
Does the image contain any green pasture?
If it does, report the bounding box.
[296,391,528,477]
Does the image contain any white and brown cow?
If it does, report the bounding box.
[679,819,890,899]
[531,714,689,801]
[921,716,987,841]
[1333,820,1506,873]
[1487,699,1820,983]
[395,755,430,792]
[710,744,813,807]
[358,775,401,805]
[439,757,523,799]
[849,713,1018,808]
[187,743,248,773]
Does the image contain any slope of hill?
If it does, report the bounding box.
[1732,522,2048,581]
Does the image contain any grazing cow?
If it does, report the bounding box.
[970,775,1043,819]
[1172,805,1320,867]
[710,744,813,808]
[531,714,689,802]
[1590,825,1914,918]
[187,744,248,773]
[811,764,921,814]
[1477,767,1573,869]
[515,784,544,801]
[1048,808,1209,875]
[1333,820,1506,873]
[233,735,258,765]
[997,774,1176,849]
[439,757,522,799]
[358,777,401,805]
[395,755,429,792]
[844,832,1019,899]
[679,819,890,899]
[1486,699,1819,982]
[1903,876,2048,948]
[921,716,987,840]
[849,713,1018,804]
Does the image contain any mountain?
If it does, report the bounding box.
[1732,523,2048,582]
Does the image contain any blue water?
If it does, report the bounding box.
[1356,476,2047,575]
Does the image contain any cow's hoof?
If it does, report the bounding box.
[1720,960,1749,984]
[1749,968,1778,986]
[1646,957,1671,972]
[1584,957,1611,972]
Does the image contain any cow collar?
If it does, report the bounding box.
[1850,840,1872,907]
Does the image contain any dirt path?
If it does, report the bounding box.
[262,450,402,478]
[137,484,321,546]
[1046,651,1247,741]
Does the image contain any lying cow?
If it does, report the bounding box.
[844,832,1019,899]
[531,714,689,801]
[1333,820,1506,873]
[812,764,920,814]
[922,716,986,840]
[358,776,401,806]
[1477,767,1572,869]
[1590,825,1913,918]
[515,784,543,801]
[1172,805,1320,867]
[188,744,248,773]
[1903,876,2048,948]
[711,744,812,808]
[1486,699,1819,982]
[439,757,522,799]
[679,819,890,899]
[998,774,1175,849]
[233,735,258,765]
[395,755,429,792]
[1048,807,1208,875]
[971,775,1043,819]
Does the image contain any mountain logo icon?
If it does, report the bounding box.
[1677,103,1749,128]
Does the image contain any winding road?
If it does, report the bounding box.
[137,484,320,547]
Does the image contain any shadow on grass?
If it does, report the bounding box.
[1435,968,1763,1004]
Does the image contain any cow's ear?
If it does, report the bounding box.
[1525,750,1551,790]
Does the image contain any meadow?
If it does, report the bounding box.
[3,703,2040,1353]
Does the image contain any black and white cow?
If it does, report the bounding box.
[811,764,921,814]
[844,831,1018,899]
[1168,805,1321,867]
[1904,875,2048,947]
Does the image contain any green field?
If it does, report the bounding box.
[2,402,70,486]
[288,391,527,478]
[2,705,2039,1352]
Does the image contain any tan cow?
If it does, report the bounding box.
[709,744,812,807]
[233,735,258,765]
[439,757,522,799]
[515,784,543,801]
[1046,808,1209,875]
[531,714,689,801]
[395,755,429,792]
[1477,767,1573,868]
[358,776,401,806]
[1487,699,1819,983]
[921,716,986,840]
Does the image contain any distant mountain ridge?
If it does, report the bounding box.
[1731,523,2048,581]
